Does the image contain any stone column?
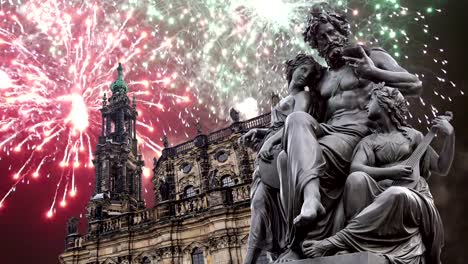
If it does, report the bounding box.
[94,160,102,193]
[106,115,112,136]
[101,114,105,136]
[102,159,110,192]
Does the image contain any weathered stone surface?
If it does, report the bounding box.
[290,252,388,264]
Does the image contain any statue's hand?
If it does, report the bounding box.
[301,239,338,258]
[343,46,377,79]
[433,117,454,136]
[387,164,413,181]
[239,129,257,146]
[258,142,274,163]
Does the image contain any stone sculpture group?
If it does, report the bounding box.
[240,5,455,264]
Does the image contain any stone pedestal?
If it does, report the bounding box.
[65,233,79,251]
[290,252,388,264]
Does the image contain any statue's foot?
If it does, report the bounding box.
[301,239,338,258]
[293,199,325,227]
[273,248,301,263]
[294,179,325,227]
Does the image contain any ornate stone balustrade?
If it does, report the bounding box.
[73,207,155,246]
[175,194,209,216]
[101,217,123,233]
[130,208,154,225]
[167,182,252,217]
[168,113,271,155]
[71,180,249,246]
[173,140,195,153]
[207,127,235,143]
[232,183,251,203]
[240,113,271,131]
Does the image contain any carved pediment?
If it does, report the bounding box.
[210,145,232,154]
[178,174,198,192]
[133,251,156,262]
[216,164,236,175]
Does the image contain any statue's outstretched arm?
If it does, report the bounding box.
[344,46,422,96]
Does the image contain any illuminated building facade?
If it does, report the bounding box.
[59,64,271,264]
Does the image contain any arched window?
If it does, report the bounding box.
[191,247,205,264]
[221,176,234,187]
[141,256,151,264]
[185,185,196,198]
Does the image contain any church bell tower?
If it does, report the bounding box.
[86,63,145,220]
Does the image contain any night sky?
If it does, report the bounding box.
[1,1,468,263]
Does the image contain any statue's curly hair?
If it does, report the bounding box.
[285,53,325,86]
[285,54,326,121]
[270,92,280,106]
[302,4,351,49]
[371,83,411,136]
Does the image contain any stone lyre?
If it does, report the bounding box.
[390,111,453,189]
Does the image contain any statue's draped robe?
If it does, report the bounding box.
[247,97,296,253]
[278,47,405,247]
[279,109,369,245]
[327,128,443,264]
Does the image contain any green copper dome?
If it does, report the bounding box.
[110,63,129,94]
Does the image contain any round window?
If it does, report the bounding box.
[216,151,228,162]
[181,163,192,174]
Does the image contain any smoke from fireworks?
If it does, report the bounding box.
[0,0,461,218]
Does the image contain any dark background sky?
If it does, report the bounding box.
[0,1,467,263]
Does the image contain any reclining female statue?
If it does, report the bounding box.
[239,54,325,264]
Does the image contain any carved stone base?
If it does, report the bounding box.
[289,252,388,264]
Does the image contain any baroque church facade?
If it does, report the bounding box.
[59,64,271,264]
